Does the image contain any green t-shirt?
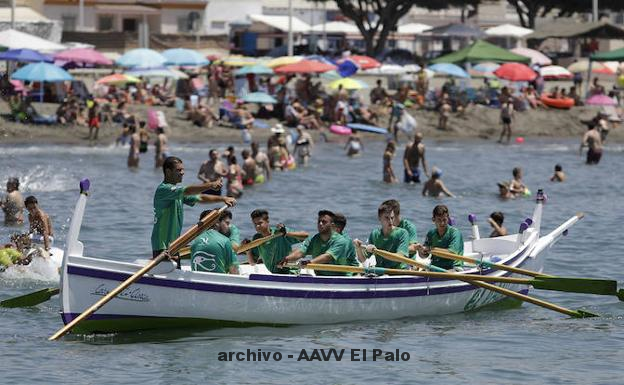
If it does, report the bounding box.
[151,182,200,252]
[190,229,239,274]
[398,218,419,244]
[251,226,300,273]
[367,227,410,269]
[424,226,464,270]
[0,248,21,267]
[299,231,357,276]
[227,224,241,245]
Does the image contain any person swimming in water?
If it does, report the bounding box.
[422,168,454,198]
[550,164,566,182]
[509,167,529,197]
[488,211,508,237]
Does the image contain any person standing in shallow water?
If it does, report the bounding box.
[403,132,428,184]
[580,124,603,165]
[127,125,140,169]
[154,127,168,169]
[498,100,514,144]
[383,141,398,183]
[1,177,24,226]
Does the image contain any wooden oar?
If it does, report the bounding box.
[371,248,598,318]
[48,205,229,341]
[1,287,59,308]
[178,232,308,258]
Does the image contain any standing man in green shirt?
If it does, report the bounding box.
[416,205,464,271]
[190,210,239,274]
[383,199,420,254]
[354,202,411,269]
[245,209,307,274]
[280,210,357,275]
[151,156,236,261]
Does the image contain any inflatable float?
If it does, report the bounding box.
[329,124,352,136]
[540,95,574,110]
[347,123,388,135]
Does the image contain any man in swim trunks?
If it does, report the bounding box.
[2,177,24,226]
[280,210,357,275]
[416,205,464,271]
[354,202,411,269]
[403,132,429,184]
[24,195,53,251]
[151,156,235,263]
[190,209,239,274]
[198,149,228,195]
[580,124,603,165]
[241,149,256,186]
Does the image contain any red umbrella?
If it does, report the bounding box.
[340,55,381,70]
[274,59,337,74]
[494,62,537,82]
[54,48,113,66]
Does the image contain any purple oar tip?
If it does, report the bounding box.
[525,218,533,225]
[468,214,477,224]
[449,216,456,226]
[563,229,569,236]
[79,178,90,193]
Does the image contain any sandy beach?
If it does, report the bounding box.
[0,100,621,146]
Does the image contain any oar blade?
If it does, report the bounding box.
[572,309,600,318]
[0,288,60,308]
[533,277,618,296]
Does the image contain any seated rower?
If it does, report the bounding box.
[280,210,357,276]
[354,202,410,269]
[245,209,307,274]
[214,209,240,252]
[24,196,53,251]
[416,205,464,271]
[190,210,239,274]
[384,199,420,255]
[332,212,357,267]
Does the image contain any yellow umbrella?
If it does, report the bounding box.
[266,56,303,68]
[221,56,258,67]
[96,74,142,85]
[328,77,368,90]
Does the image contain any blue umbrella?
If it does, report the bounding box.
[337,59,358,77]
[116,48,166,68]
[162,48,209,66]
[242,92,277,104]
[428,63,470,78]
[234,64,274,76]
[11,62,73,82]
[0,49,53,63]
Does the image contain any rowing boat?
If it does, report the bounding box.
[57,187,577,334]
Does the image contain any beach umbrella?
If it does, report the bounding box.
[304,55,335,65]
[470,62,500,77]
[428,63,470,78]
[266,56,303,68]
[0,29,66,52]
[539,65,573,80]
[586,94,617,106]
[11,62,73,82]
[364,64,407,75]
[96,73,142,85]
[0,48,53,63]
[339,55,381,70]
[53,48,113,65]
[116,48,166,68]
[567,60,614,75]
[320,70,342,80]
[242,92,277,104]
[162,48,209,66]
[221,56,258,67]
[125,67,188,79]
[510,47,552,66]
[274,59,337,74]
[234,64,274,76]
[337,59,359,77]
[404,64,422,73]
[494,62,536,81]
[328,78,368,90]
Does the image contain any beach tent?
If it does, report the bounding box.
[590,47,624,62]
[430,40,531,64]
[0,29,65,52]
[484,24,533,38]
[424,23,485,38]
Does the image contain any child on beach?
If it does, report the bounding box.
[488,212,508,237]
[550,164,566,182]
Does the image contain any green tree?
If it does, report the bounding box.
[508,0,624,29]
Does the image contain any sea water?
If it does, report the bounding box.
[0,139,623,385]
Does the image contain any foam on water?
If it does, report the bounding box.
[0,255,60,282]
[0,164,76,192]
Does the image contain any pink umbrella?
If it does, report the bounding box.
[274,60,337,74]
[586,94,617,106]
[494,62,537,82]
[54,48,113,65]
[510,47,552,66]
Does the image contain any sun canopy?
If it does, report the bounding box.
[591,47,624,62]
[510,47,552,66]
[0,49,52,63]
[428,63,470,78]
[54,48,113,65]
[397,23,432,35]
[116,48,166,68]
[162,48,209,66]
[310,21,359,34]
[11,62,73,82]
[484,24,533,38]
[249,14,310,33]
[274,60,336,74]
[0,29,65,52]
[527,21,624,41]
[431,40,530,64]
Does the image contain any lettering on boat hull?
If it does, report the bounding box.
[90,284,150,302]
